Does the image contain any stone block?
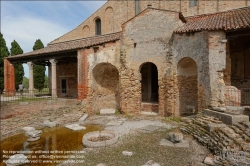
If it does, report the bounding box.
[203,109,249,125]
[212,107,226,112]
[65,124,86,131]
[100,109,116,114]
[204,157,215,165]
[139,125,160,132]
[140,111,158,116]
[122,151,133,156]
[174,140,189,148]
[160,139,174,147]
[206,123,226,132]
[79,114,88,124]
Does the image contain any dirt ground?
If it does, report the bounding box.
[0,101,211,166]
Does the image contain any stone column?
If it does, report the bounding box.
[49,59,58,98]
[27,62,34,95]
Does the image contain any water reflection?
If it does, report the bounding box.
[0,125,103,166]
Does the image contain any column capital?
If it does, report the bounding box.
[49,59,58,65]
[27,62,34,69]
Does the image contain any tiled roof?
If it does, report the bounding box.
[174,6,250,33]
[7,32,122,59]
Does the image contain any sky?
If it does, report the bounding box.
[1,0,107,78]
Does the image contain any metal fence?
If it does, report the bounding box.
[225,88,250,106]
[0,89,78,104]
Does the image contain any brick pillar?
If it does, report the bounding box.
[49,59,58,98]
[27,62,34,95]
[4,59,15,96]
[77,49,89,100]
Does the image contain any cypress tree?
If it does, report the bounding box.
[10,40,24,90]
[33,39,45,92]
[0,33,10,93]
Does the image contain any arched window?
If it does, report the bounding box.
[95,18,101,35]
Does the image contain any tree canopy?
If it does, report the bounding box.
[10,40,24,90]
[33,39,45,91]
[0,33,10,92]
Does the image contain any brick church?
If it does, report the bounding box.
[4,0,250,116]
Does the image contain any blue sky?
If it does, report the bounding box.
[1,1,107,77]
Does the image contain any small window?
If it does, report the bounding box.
[95,18,101,35]
[61,79,67,94]
[135,0,140,15]
[189,0,197,7]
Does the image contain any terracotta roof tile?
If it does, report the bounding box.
[7,31,122,59]
[174,6,250,33]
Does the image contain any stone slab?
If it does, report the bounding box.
[122,151,133,156]
[79,114,88,124]
[140,111,158,116]
[100,109,116,114]
[22,127,35,132]
[174,140,189,148]
[43,120,57,128]
[139,125,160,132]
[65,124,86,131]
[106,120,123,126]
[204,157,215,166]
[160,139,174,147]
[203,109,249,125]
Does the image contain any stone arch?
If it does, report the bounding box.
[105,7,114,34]
[140,62,159,103]
[82,25,90,38]
[177,57,198,115]
[94,17,101,35]
[92,63,120,111]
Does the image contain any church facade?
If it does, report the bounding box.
[4,0,250,116]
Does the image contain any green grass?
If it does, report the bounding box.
[83,129,192,166]
[162,116,181,123]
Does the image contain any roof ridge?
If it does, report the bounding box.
[186,6,250,20]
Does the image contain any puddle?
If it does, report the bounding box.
[0,125,103,166]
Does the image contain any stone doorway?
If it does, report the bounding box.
[177,57,198,115]
[140,62,159,112]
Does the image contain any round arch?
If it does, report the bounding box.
[140,62,159,103]
[177,57,198,115]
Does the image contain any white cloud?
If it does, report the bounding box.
[2,15,70,78]
[1,1,107,78]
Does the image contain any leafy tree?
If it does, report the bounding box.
[10,40,24,90]
[0,33,10,93]
[44,74,49,88]
[22,76,29,89]
[33,39,45,91]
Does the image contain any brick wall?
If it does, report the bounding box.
[56,62,78,98]
[77,41,120,114]
[120,9,183,115]
[4,59,15,96]
[50,0,249,44]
